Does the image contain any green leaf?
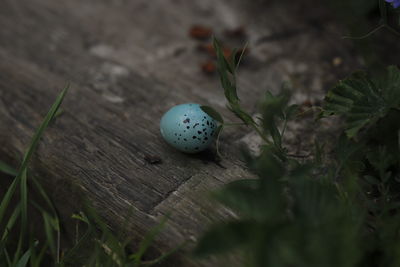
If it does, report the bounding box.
[285,104,299,120]
[0,161,17,176]
[269,121,282,149]
[323,66,400,138]
[213,37,234,74]
[262,91,290,122]
[213,37,239,104]
[200,105,224,123]
[289,175,338,223]
[334,134,364,176]
[193,220,256,257]
[380,65,400,107]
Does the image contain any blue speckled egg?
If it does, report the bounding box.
[160,103,217,153]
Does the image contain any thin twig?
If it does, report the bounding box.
[342,24,386,40]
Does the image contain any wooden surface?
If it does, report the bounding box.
[0,0,359,266]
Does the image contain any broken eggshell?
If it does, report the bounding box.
[160,103,217,153]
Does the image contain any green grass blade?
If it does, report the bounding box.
[132,216,168,266]
[43,212,56,257]
[4,248,11,266]
[13,169,28,263]
[31,243,48,267]
[19,85,69,170]
[61,214,94,265]
[0,179,19,224]
[15,247,33,267]
[30,199,60,262]
[0,161,17,176]
[1,203,21,241]
[0,85,68,224]
[0,231,10,260]
[20,168,28,236]
[31,177,61,262]
[31,177,58,216]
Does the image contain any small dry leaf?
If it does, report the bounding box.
[189,25,212,40]
[201,61,216,74]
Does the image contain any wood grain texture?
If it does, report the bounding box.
[0,0,360,265]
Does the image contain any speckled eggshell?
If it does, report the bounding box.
[160,103,217,153]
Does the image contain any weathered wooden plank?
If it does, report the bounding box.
[0,0,361,265]
[0,41,247,266]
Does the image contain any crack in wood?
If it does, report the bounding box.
[149,175,194,214]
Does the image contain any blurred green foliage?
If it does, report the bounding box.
[196,38,400,267]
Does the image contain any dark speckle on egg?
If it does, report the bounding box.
[160,103,217,153]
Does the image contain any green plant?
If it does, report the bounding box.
[0,87,177,266]
[194,38,400,267]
